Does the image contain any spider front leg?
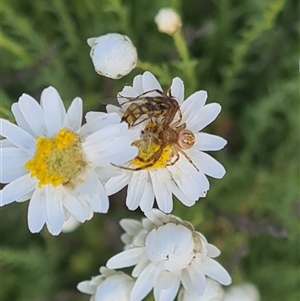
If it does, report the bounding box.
[173,145,199,171]
[166,146,180,166]
[173,121,186,131]
[111,145,165,171]
[134,144,164,164]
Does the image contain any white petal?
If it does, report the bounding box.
[89,175,109,214]
[126,171,146,210]
[170,153,209,199]
[194,133,227,151]
[96,165,121,183]
[0,139,13,147]
[131,263,161,301]
[83,120,123,148]
[186,261,207,295]
[181,90,207,125]
[139,176,155,212]
[166,180,195,207]
[81,112,121,137]
[183,151,210,192]
[170,77,184,104]
[191,103,221,132]
[154,273,180,301]
[90,131,137,166]
[132,256,150,278]
[105,173,131,195]
[194,151,226,179]
[144,209,169,226]
[150,170,173,213]
[1,173,36,206]
[62,186,87,222]
[45,185,65,235]
[1,119,36,155]
[168,162,200,200]
[207,244,221,258]
[1,147,30,168]
[11,103,35,135]
[106,248,145,269]
[85,111,106,123]
[181,268,195,292]
[77,280,96,295]
[28,187,47,233]
[120,218,142,234]
[74,169,109,213]
[202,256,232,285]
[18,93,48,136]
[64,97,83,131]
[118,86,141,106]
[1,166,28,183]
[132,74,143,94]
[142,71,163,93]
[41,87,66,136]
[106,104,123,115]
[16,191,33,203]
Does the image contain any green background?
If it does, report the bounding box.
[1,0,299,300]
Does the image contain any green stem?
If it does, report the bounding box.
[136,60,164,78]
[172,30,190,62]
[172,30,196,91]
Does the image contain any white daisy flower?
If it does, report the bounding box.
[178,278,225,301]
[87,33,137,79]
[0,86,137,235]
[105,71,227,213]
[77,267,135,301]
[107,209,231,301]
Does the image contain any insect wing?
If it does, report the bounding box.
[99,96,119,106]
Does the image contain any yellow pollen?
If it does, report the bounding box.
[25,129,86,188]
[130,122,172,170]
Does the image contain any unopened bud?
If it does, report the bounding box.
[87,33,137,79]
[155,8,182,35]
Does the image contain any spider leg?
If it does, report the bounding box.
[118,89,166,105]
[172,122,186,131]
[174,145,199,171]
[177,108,182,124]
[135,145,164,164]
[111,162,147,171]
[166,146,180,166]
[111,146,164,171]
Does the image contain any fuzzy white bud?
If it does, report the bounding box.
[77,267,134,301]
[87,33,137,79]
[61,216,80,233]
[224,283,260,301]
[155,8,182,35]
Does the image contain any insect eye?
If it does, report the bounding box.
[178,129,195,149]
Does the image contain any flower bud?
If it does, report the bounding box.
[224,283,260,301]
[87,33,137,79]
[154,8,182,35]
[77,267,134,301]
[61,216,80,233]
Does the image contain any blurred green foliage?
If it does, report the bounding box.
[0,0,299,300]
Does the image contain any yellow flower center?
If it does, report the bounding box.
[130,122,172,170]
[25,129,86,188]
